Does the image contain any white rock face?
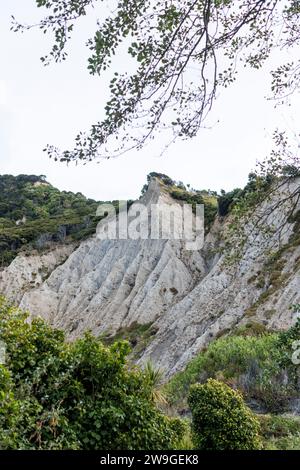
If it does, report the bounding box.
[1,177,300,376]
[142,179,300,376]
[0,244,76,304]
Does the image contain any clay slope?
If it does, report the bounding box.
[17,178,207,339]
[1,177,300,376]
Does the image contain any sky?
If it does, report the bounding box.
[0,0,299,201]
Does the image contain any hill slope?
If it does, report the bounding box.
[0,173,299,378]
[0,174,102,266]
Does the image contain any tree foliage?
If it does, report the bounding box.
[218,188,243,217]
[221,135,300,264]
[12,0,300,162]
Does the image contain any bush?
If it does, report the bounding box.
[165,332,280,410]
[0,297,183,450]
[167,323,300,415]
[0,365,22,449]
[188,379,262,450]
[258,414,300,450]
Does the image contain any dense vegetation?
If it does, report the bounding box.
[217,172,274,217]
[165,315,300,449]
[1,297,300,450]
[166,318,300,414]
[0,297,185,450]
[0,174,114,267]
[0,175,101,220]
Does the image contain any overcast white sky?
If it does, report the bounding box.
[0,0,299,201]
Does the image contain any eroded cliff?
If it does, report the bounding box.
[1,176,299,376]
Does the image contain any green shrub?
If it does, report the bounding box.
[188,379,262,450]
[168,418,190,449]
[265,434,300,450]
[0,365,22,449]
[167,323,300,415]
[259,414,300,439]
[218,188,242,216]
[259,414,300,450]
